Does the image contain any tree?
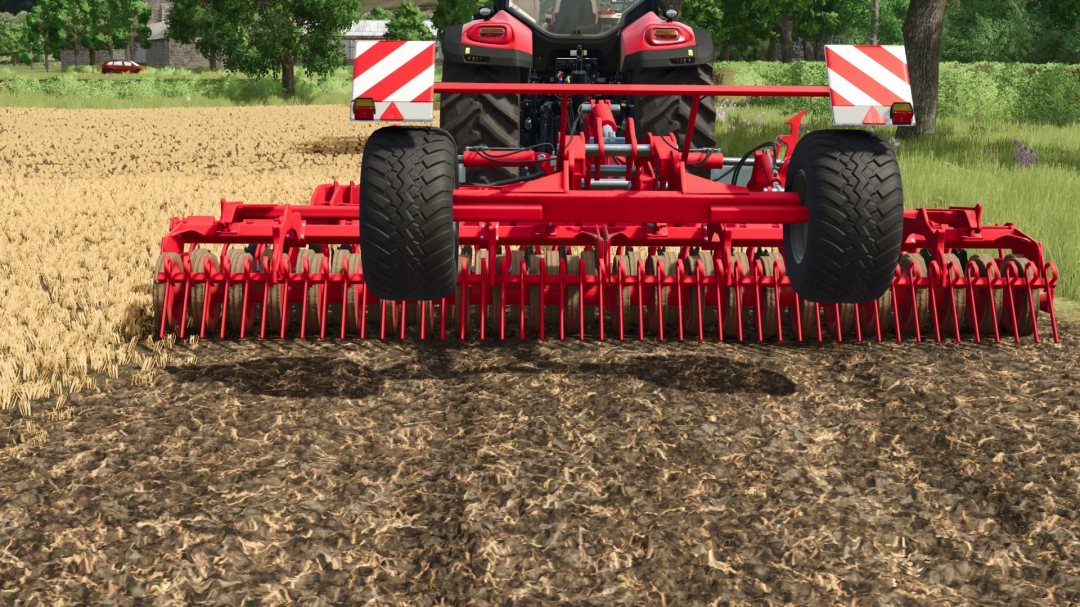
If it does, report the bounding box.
[363,6,392,19]
[385,2,432,41]
[24,1,58,70]
[870,0,879,43]
[110,0,151,63]
[168,0,363,95]
[681,0,723,51]
[44,0,92,69]
[81,0,115,64]
[939,0,1079,64]
[899,0,946,137]
[165,0,223,69]
[431,0,474,41]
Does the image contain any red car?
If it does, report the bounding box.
[101,60,145,74]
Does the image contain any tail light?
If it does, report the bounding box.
[890,102,914,125]
[648,26,686,45]
[467,24,509,43]
[353,98,375,120]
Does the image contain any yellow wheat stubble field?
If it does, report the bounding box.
[0,106,384,416]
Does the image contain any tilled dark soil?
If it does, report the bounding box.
[2,316,1079,606]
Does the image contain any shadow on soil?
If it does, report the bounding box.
[293,135,365,157]
[169,348,797,400]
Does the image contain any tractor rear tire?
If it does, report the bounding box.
[633,64,716,176]
[439,61,520,184]
[782,129,904,304]
[360,127,458,301]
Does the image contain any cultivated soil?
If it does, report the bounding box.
[1,314,1078,605]
[1,105,1078,605]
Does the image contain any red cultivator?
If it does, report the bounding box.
[155,8,1059,344]
[154,81,1059,344]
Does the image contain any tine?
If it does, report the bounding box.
[179,256,192,340]
[814,303,822,343]
[578,256,585,341]
[520,255,526,341]
[220,255,230,340]
[539,256,546,341]
[638,257,645,341]
[853,302,861,343]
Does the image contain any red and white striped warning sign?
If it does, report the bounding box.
[825,45,914,126]
[351,40,436,122]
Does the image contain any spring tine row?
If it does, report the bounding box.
[154,247,1060,344]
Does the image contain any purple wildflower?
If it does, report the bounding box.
[1011,138,1039,167]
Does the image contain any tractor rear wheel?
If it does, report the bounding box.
[439,61,520,184]
[782,129,904,304]
[360,127,458,301]
[632,64,716,177]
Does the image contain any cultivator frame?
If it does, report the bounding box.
[155,83,1059,344]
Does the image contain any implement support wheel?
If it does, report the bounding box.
[360,127,458,302]
[783,130,905,304]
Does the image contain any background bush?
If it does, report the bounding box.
[0,68,352,104]
[714,61,1080,125]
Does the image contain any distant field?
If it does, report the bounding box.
[0,65,444,109]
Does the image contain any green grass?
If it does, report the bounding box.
[0,91,351,108]
[717,103,1080,302]
[0,65,355,107]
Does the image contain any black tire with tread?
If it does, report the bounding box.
[360,127,458,301]
[633,64,716,177]
[782,129,905,304]
[439,61,520,184]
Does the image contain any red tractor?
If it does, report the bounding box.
[439,0,717,184]
[151,2,1059,344]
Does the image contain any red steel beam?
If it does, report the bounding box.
[434,83,832,98]
[451,190,804,223]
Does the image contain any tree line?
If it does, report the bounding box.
[1,0,1075,135]
[0,0,151,71]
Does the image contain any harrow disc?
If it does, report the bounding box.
[225,249,257,337]
[153,252,187,335]
[303,251,327,338]
[895,252,932,338]
[528,251,561,335]
[564,252,599,335]
[340,250,378,336]
[750,249,782,340]
[1000,254,1040,338]
[645,249,681,336]
[613,248,644,336]
[933,253,967,339]
[964,253,1003,337]
[266,249,318,338]
[491,249,527,337]
[685,250,715,339]
[722,249,750,339]
[188,249,222,335]
[824,303,857,340]
[863,289,892,340]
